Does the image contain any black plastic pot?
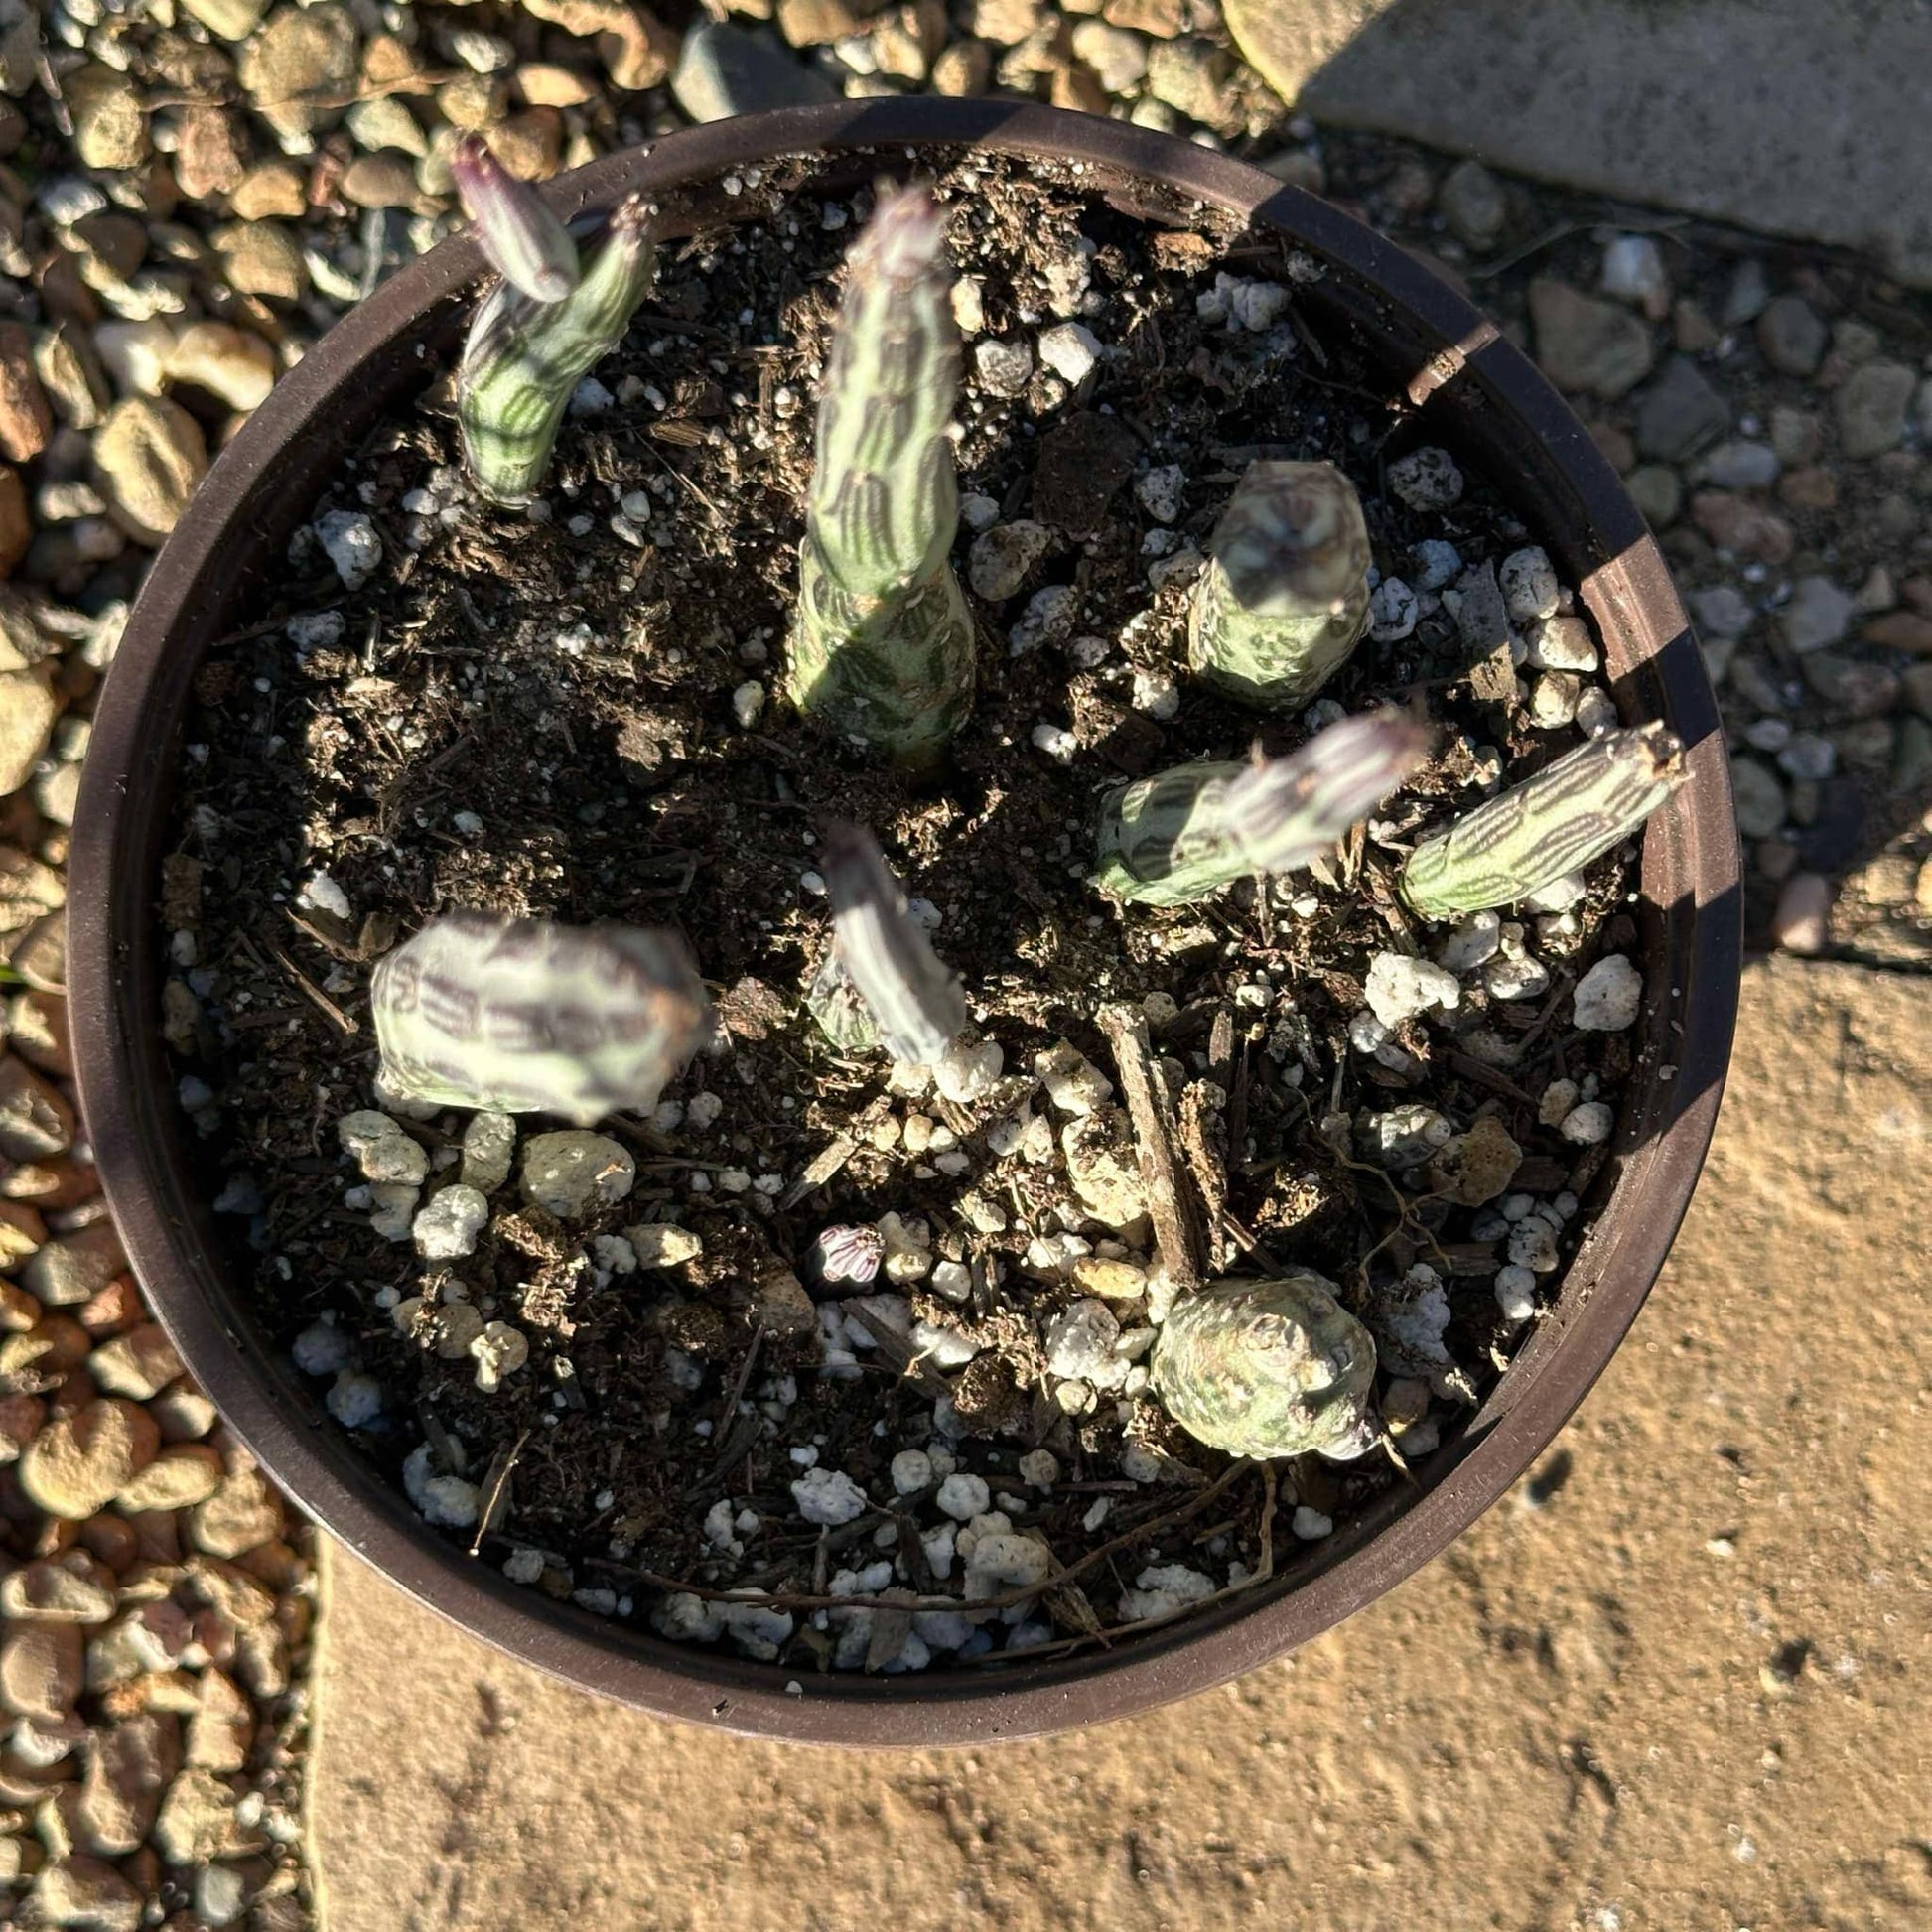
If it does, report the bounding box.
[69,100,1741,1745]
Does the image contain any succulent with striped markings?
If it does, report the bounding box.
[1093,710,1432,908]
[815,820,965,1066]
[1399,721,1687,919]
[786,188,975,773]
[451,133,579,303]
[371,912,710,1125]
[458,191,655,507]
[1187,460,1372,710]
[1151,1271,1380,1461]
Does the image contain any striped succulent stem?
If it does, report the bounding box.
[1151,1271,1380,1460]
[786,188,975,774]
[1093,710,1433,908]
[458,192,655,508]
[1398,721,1687,920]
[451,133,578,302]
[815,821,965,1066]
[1187,460,1372,710]
[371,912,711,1125]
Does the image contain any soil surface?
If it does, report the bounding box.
[162,153,1637,1666]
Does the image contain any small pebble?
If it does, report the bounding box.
[1364,952,1461,1028]
[469,1321,528,1393]
[291,1320,349,1378]
[973,337,1034,396]
[325,1372,381,1429]
[792,1466,869,1525]
[936,1472,992,1521]
[1368,576,1418,642]
[1573,954,1642,1031]
[314,509,381,590]
[1036,321,1100,385]
[1771,872,1832,954]
[412,1184,487,1261]
[1494,1266,1538,1323]
[1559,1102,1614,1146]
[1387,447,1463,510]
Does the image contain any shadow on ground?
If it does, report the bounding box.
[311,956,1931,1932]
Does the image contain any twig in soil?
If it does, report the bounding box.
[778,1134,857,1209]
[963,1464,1281,1666]
[1446,1051,1539,1109]
[586,1460,1251,1618]
[1514,971,1580,1054]
[1099,1004,1204,1295]
[264,942,358,1035]
[1219,1209,1285,1275]
[470,1430,532,1555]
[711,1325,764,1445]
[204,604,345,654]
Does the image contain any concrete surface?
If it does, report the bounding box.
[310,957,1932,1932]
[1228,0,1932,287]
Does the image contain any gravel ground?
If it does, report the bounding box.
[0,0,1925,1922]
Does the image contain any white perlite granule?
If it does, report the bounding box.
[1364,952,1462,1029]
[790,1467,869,1526]
[1573,954,1643,1031]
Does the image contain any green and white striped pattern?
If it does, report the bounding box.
[371,911,711,1125]
[1093,711,1432,908]
[1399,721,1686,919]
[458,193,655,508]
[1152,1271,1380,1461]
[1187,460,1371,710]
[786,189,975,772]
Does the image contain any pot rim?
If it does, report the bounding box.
[69,99,1741,1746]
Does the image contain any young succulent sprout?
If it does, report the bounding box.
[1151,1271,1380,1461]
[1399,721,1688,920]
[371,911,711,1126]
[1093,710,1433,908]
[451,133,579,303]
[1187,460,1372,710]
[820,820,966,1066]
[786,187,976,773]
[458,191,656,508]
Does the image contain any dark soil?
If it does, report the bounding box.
[160,150,1637,1669]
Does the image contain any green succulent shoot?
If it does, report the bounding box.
[785,187,975,774]
[457,180,656,508]
[371,911,712,1125]
[1398,721,1687,920]
[1187,460,1372,710]
[809,821,966,1065]
[1094,710,1433,908]
[1151,1271,1380,1461]
[451,133,579,302]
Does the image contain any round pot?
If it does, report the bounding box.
[70,100,1741,1745]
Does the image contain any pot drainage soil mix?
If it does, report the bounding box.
[157,151,1651,1674]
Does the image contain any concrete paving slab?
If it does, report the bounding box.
[1229,0,1932,286]
[310,957,1932,1932]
